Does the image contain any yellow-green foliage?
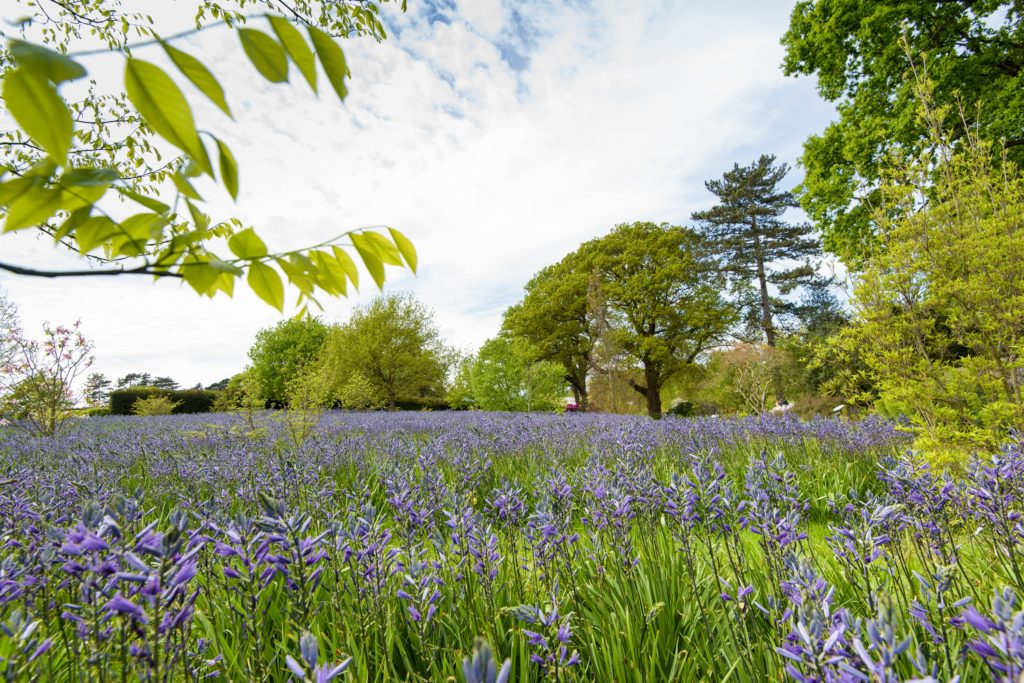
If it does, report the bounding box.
[845,132,1024,462]
[132,395,181,417]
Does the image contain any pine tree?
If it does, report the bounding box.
[693,154,824,348]
[693,155,826,402]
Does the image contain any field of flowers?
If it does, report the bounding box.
[0,411,1022,681]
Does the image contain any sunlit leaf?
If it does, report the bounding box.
[9,39,86,83]
[331,245,359,290]
[388,227,417,273]
[161,41,232,117]
[228,227,268,259]
[3,68,73,164]
[216,138,239,200]
[248,261,285,311]
[351,232,385,289]
[269,15,317,90]
[239,28,289,83]
[124,58,213,175]
[365,230,404,266]
[308,26,348,101]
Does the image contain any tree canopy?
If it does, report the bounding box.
[581,222,735,418]
[782,0,1024,266]
[316,292,450,409]
[501,255,594,410]
[246,315,329,406]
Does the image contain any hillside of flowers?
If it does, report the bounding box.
[2,411,1023,681]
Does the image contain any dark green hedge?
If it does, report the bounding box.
[109,388,219,415]
[392,396,452,411]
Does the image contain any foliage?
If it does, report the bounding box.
[0,1,414,309]
[700,343,795,415]
[844,120,1024,460]
[247,316,329,406]
[109,387,218,415]
[82,372,112,407]
[692,154,826,356]
[131,394,181,416]
[502,254,595,410]
[317,292,451,409]
[466,336,567,412]
[336,370,386,410]
[0,319,94,435]
[580,222,735,418]
[150,376,180,390]
[781,0,1024,265]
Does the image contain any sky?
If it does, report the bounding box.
[0,0,836,388]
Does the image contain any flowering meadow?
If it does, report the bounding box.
[1,411,1023,682]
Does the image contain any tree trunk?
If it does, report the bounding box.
[642,365,662,419]
[752,229,784,403]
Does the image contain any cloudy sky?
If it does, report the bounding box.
[0,0,835,388]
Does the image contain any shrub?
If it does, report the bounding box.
[132,395,180,416]
[85,407,110,417]
[110,388,218,415]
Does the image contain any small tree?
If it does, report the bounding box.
[319,293,451,409]
[132,395,180,417]
[0,320,95,436]
[83,372,112,408]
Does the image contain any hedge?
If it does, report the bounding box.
[109,388,220,415]
[392,396,452,411]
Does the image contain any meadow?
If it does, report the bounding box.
[0,411,1021,682]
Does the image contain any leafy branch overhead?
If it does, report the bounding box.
[0,9,415,313]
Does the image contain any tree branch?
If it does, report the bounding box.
[0,262,179,279]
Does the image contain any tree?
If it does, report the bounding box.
[206,378,231,391]
[845,129,1024,459]
[247,316,329,406]
[0,320,95,435]
[581,222,735,418]
[117,372,153,389]
[0,1,415,310]
[317,292,451,409]
[782,0,1024,266]
[502,254,595,410]
[83,372,112,407]
[468,336,567,412]
[692,155,826,400]
[151,376,181,390]
[0,290,19,371]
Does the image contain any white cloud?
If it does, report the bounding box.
[0,0,834,388]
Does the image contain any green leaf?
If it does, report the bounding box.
[161,41,231,117]
[351,233,385,289]
[61,167,119,186]
[387,227,417,273]
[54,207,91,242]
[269,15,317,91]
[310,249,347,296]
[277,257,314,295]
[239,29,289,83]
[248,261,285,311]
[365,231,404,266]
[308,26,348,101]
[179,258,221,296]
[59,183,107,212]
[216,138,239,200]
[331,245,359,289]
[117,188,170,214]
[228,227,268,259]
[74,216,121,252]
[124,58,213,175]
[171,170,203,201]
[9,40,86,83]
[3,186,61,232]
[3,68,73,164]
